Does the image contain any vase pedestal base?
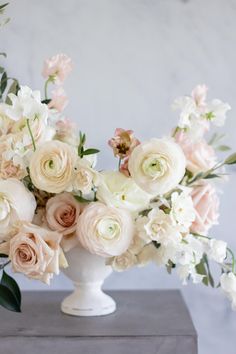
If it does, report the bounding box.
[61,283,116,317]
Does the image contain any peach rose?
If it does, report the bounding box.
[42,54,73,85]
[8,222,63,284]
[175,131,217,174]
[191,182,219,235]
[77,202,133,257]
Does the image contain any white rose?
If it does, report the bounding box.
[0,179,36,240]
[30,140,77,193]
[107,251,137,272]
[170,191,195,231]
[72,158,100,194]
[8,222,63,285]
[208,239,227,263]
[77,202,133,257]
[139,208,181,245]
[97,171,151,212]
[220,272,236,310]
[128,138,186,195]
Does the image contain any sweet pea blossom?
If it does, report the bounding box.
[208,239,227,263]
[170,190,196,231]
[220,272,236,310]
[48,87,68,112]
[42,54,73,85]
[205,99,231,127]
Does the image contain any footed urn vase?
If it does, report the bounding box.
[61,245,116,317]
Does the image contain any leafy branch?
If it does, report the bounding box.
[77,131,100,158]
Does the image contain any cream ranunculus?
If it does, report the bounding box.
[0,179,36,240]
[77,202,133,257]
[8,222,63,284]
[97,171,151,212]
[29,140,77,193]
[128,138,186,195]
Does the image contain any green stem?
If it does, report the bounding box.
[26,119,36,152]
[44,78,51,100]
[0,260,10,270]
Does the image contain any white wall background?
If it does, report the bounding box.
[1,1,236,353]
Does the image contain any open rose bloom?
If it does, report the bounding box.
[0,56,236,313]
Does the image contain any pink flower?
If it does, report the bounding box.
[48,87,68,112]
[42,54,73,85]
[191,182,220,235]
[119,157,130,177]
[175,130,217,174]
[108,128,140,159]
[191,84,208,108]
[55,118,76,139]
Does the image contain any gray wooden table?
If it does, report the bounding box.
[0,290,197,354]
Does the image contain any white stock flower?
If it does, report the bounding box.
[220,272,236,310]
[128,138,186,196]
[206,99,231,126]
[77,202,133,257]
[208,239,227,263]
[0,179,36,240]
[29,140,77,193]
[97,171,151,213]
[170,190,195,231]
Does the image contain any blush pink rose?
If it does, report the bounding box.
[46,192,82,235]
[191,182,220,235]
[42,54,73,85]
[175,131,217,174]
[48,87,68,112]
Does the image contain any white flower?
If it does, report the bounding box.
[107,251,137,272]
[0,179,36,240]
[170,190,195,231]
[175,235,204,266]
[137,243,158,266]
[143,208,181,245]
[208,239,227,263]
[5,86,48,123]
[128,138,186,196]
[172,96,198,128]
[29,140,77,193]
[77,202,134,257]
[177,264,204,285]
[97,171,151,213]
[220,272,236,310]
[72,158,100,194]
[206,99,231,127]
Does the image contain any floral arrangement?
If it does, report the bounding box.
[0,52,236,313]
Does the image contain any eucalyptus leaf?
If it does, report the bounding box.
[0,284,21,312]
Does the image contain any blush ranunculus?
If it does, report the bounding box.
[175,131,217,174]
[77,202,133,257]
[128,138,186,195]
[8,222,63,284]
[190,182,219,235]
[29,140,77,193]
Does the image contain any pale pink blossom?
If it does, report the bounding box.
[48,87,68,112]
[108,128,140,159]
[191,182,220,235]
[119,157,130,177]
[175,130,217,174]
[42,54,73,85]
[191,84,208,108]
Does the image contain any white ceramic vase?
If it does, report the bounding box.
[61,244,116,317]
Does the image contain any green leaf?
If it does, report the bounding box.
[166,260,175,274]
[224,153,236,165]
[0,53,6,57]
[204,173,221,180]
[203,255,215,288]
[1,270,21,306]
[82,148,100,156]
[5,80,19,104]
[195,259,208,286]
[41,98,51,105]
[0,71,7,96]
[0,253,8,258]
[217,145,231,152]
[74,195,92,203]
[0,284,21,312]
[0,3,9,11]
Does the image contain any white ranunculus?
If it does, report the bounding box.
[77,202,133,257]
[29,140,77,193]
[107,251,137,272]
[97,171,151,212]
[139,208,181,245]
[220,272,236,310]
[128,138,186,195]
[0,179,36,240]
[208,239,227,263]
[72,158,100,194]
[170,190,195,231]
